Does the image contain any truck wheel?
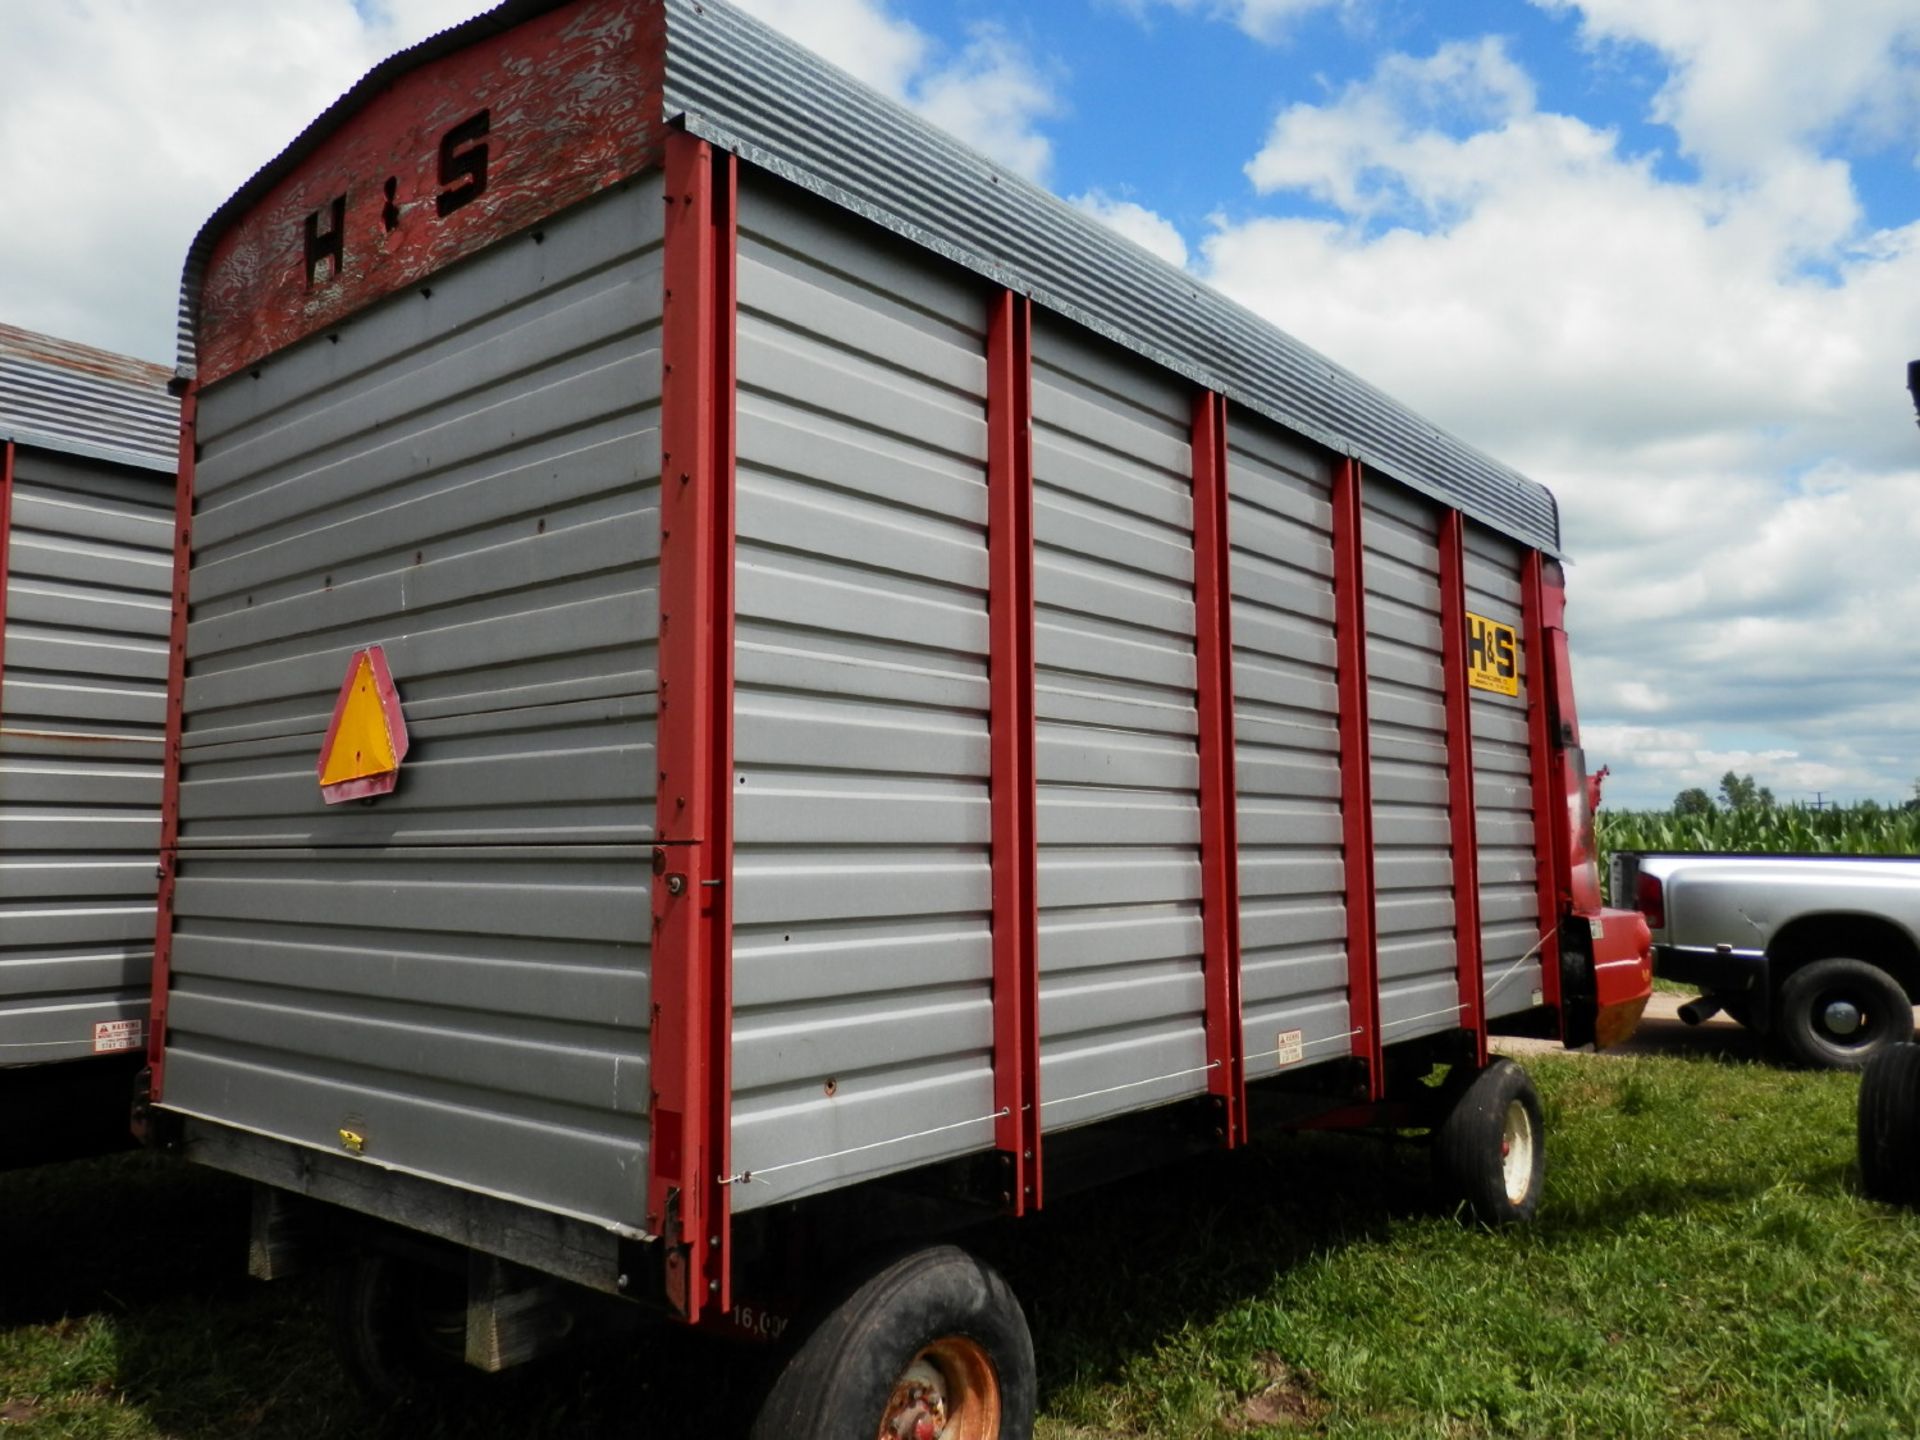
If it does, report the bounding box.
[751,1244,1035,1440]
[1775,957,1915,1070]
[331,1250,471,1408]
[1432,1059,1545,1226]
[1858,1044,1920,1206]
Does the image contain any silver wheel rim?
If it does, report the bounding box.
[1824,999,1864,1037]
[1500,1099,1534,1205]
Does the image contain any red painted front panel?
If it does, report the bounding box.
[1437,512,1487,1065]
[195,0,664,387]
[650,132,737,1320]
[987,293,1040,1212]
[1190,393,1245,1143]
[1331,461,1381,1095]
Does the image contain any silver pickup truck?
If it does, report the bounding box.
[1610,852,1920,1069]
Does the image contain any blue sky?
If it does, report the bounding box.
[2,0,1918,810]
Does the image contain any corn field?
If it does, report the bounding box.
[1598,804,1920,866]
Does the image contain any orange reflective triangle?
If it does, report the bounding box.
[316,646,409,803]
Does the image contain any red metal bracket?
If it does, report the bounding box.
[1190,392,1245,1144]
[649,130,738,1321]
[1437,512,1487,1067]
[1330,460,1381,1097]
[147,389,198,1101]
[987,291,1041,1211]
[1521,549,1564,1020]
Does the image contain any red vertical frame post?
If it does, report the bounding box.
[651,130,738,1320]
[1521,549,1564,1020]
[986,291,1041,1211]
[1330,460,1381,1097]
[145,393,196,1102]
[1190,393,1245,1144]
[1437,511,1487,1066]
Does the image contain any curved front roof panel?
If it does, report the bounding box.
[175,0,1558,553]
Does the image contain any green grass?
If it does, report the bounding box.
[3,1054,1916,1437]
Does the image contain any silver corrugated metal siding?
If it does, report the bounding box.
[1224,415,1351,1078]
[0,325,176,473]
[727,176,998,1210]
[1030,316,1209,1130]
[1362,485,1460,1045]
[0,448,171,1063]
[160,178,663,1232]
[659,0,1559,558]
[1464,525,1544,1017]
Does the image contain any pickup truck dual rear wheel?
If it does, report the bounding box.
[1432,1059,1545,1226]
[752,1244,1035,1440]
[1774,957,1915,1071]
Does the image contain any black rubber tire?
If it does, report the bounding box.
[1859,1043,1920,1206]
[1774,957,1915,1071]
[330,1250,472,1410]
[1431,1058,1545,1227]
[751,1244,1035,1440]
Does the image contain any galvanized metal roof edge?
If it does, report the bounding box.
[676,109,1561,559]
[0,426,176,475]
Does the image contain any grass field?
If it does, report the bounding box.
[3,1051,1915,1438]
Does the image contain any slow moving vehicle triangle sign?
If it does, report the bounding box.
[317,645,409,804]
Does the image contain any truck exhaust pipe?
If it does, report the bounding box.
[1678,995,1725,1027]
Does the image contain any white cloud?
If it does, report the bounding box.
[911,25,1060,182]
[0,0,479,363]
[1121,0,1348,44]
[731,2,1060,181]
[1073,191,1191,268]
[1534,0,1920,177]
[0,0,1062,365]
[1199,34,1920,808]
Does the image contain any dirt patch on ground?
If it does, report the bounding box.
[1233,1351,1323,1431]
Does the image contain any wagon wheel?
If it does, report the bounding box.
[331,1249,473,1410]
[1859,1043,1920,1207]
[1431,1058,1546,1226]
[750,1244,1035,1440]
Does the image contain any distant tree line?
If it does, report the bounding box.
[1668,772,1920,816]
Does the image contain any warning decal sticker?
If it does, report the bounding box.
[93,1019,144,1054]
[1466,611,1520,697]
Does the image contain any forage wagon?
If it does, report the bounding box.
[0,324,176,1167]
[140,1,1654,1431]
